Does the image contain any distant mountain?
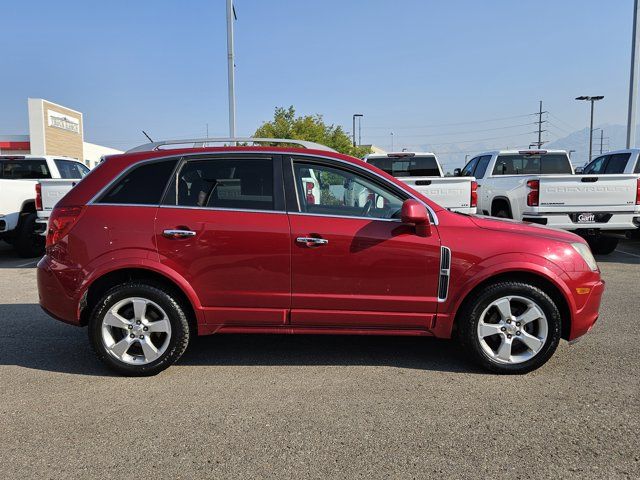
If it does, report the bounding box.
[545,124,634,167]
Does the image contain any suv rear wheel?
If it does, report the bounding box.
[458,281,561,374]
[586,236,618,255]
[88,282,191,376]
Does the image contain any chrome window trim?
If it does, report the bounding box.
[158,205,286,215]
[288,211,402,223]
[87,150,439,225]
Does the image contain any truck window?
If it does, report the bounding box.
[473,155,491,178]
[0,159,51,179]
[54,159,90,179]
[460,157,479,177]
[604,153,631,174]
[583,156,608,174]
[493,154,572,175]
[367,156,440,177]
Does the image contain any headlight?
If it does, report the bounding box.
[571,242,599,271]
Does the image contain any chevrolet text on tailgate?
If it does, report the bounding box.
[364,152,477,214]
[37,138,604,376]
[459,149,640,254]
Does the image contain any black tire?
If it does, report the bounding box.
[586,236,618,255]
[458,281,562,374]
[14,213,45,258]
[492,201,512,219]
[88,282,191,376]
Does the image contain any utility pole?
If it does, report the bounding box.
[390,132,394,151]
[600,129,604,155]
[226,0,237,139]
[534,100,547,148]
[627,0,640,148]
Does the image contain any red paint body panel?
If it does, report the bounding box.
[37,145,604,347]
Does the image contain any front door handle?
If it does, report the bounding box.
[163,229,196,239]
[296,237,329,247]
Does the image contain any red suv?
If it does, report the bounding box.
[37,139,604,376]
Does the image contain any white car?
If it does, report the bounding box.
[0,155,88,257]
[363,152,477,214]
[460,149,640,254]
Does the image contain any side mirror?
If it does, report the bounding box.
[575,166,584,174]
[453,168,462,177]
[401,199,431,236]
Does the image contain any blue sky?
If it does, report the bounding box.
[0,0,634,158]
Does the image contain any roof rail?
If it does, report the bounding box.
[126,137,336,153]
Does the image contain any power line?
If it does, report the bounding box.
[363,113,537,130]
[364,122,536,139]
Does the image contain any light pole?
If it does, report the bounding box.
[226,0,237,139]
[390,132,394,151]
[576,96,604,162]
[627,0,640,148]
[352,114,363,147]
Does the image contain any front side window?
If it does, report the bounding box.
[0,159,51,179]
[367,155,440,177]
[292,161,404,219]
[99,159,177,205]
[583,155,608,174]
[493,154,572,175]
[55,159,89,179]
[605,153,631,174]
[164,157,274,211]
[460,157,479,177]
[473,155,491,178]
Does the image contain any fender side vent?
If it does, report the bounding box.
[438,246,451,302]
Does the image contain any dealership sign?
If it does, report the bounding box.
[47,109,80,134]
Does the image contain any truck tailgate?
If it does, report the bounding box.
[399,177,474,210]
[538,174,638,210]
[39,179,79,212]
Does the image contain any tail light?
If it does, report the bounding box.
[46,206,84,248]
[35,183,42,211]
[470,181,478,208]
[305,181,315,205]
[527,180,539,207]
[636,178,640,205]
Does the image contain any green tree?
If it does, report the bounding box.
[253,106,371,158]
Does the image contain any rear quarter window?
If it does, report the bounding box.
[98,159,177,205]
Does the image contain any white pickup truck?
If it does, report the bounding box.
[363,152,477,214]
[458,149,640,254]
[0,155,88,257]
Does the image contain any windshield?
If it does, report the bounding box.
[492,154,572,175]
[368,156,440,177]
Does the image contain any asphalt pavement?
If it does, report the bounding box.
[0,241,638,479]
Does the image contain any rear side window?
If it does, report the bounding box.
[164,158,274,211]
[0,159,51,179]
[635,156,640,174]
[605,153,631,174]
[367,155,440,177]
[493,154,572,175]
[99,159,177,205]
[55,159,89,179]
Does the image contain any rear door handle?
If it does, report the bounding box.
[163,229,196,239]
[296,237,329,247]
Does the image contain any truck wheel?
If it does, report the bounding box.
[586,236,618,255]
[494,208,511,219]
[88,282,191,376]
[458,281,561,374]
[14,213,45,258]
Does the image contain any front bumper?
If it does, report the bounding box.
[0,212,20,233]
[523,212,640,231]
[568,279,605,341]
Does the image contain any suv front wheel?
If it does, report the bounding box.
[88,282,191,376]
[458,281,562,374]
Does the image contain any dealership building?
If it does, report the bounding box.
[0,98,122,168]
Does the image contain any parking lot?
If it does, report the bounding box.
[0,241,638,479]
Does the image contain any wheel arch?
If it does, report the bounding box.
[450,271,572,341]
[490,196,512,217]
[79,266,200,334]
